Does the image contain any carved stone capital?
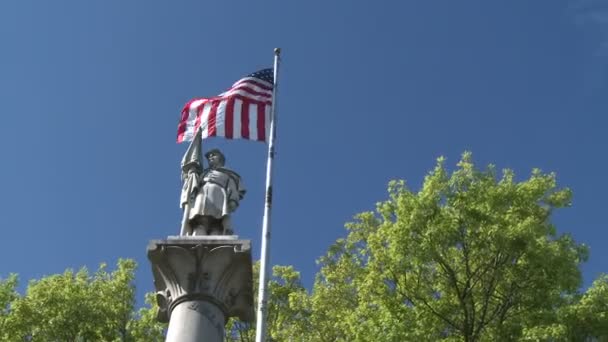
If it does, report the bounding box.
[147,237,254,323]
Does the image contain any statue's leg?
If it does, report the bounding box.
[208,217,224,235]
[222,216,233,235]
[192,226,206,236]
[191,216,209,236]
[186,224,193,236]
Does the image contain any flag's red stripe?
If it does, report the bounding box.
[182,98,199,113]
[208,101,219,137]
[225,98,234,139]
[178,71,273,143]
[177,99,201,142]
[232,79,273,91]
[230,81,273,93]
[241,101,250,139]
[232,94,272,106]
[257,104,265,142]
[224,86,272,98]
[194,102,205,133]
[221,91,270,103]
[176,108,189,143]
[187,94,271,107]
[179,96,270,141]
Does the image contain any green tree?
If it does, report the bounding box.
[127,292,166,342]
[0,274,18,341]
[0,258,307,342]
[226,262,311,342]
[1,153,607,342]
[0,259,166,342]
[563,274,608,341]
[309,153,590,341]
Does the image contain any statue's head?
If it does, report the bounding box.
[205,149,226,168]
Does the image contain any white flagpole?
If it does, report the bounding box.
[255,48,281,342]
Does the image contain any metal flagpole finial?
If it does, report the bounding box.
[274,48,281,56]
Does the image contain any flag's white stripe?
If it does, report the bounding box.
[219,89,272,102]
[183,99,205,141]
[216,100,227,137]
[181,108,196,142]
[228,82,273,96]
[231,77,273,89]
[265,104,271,141]
[249,103,258,141]
[233,98,242,139]
[180,78,272,142]
[199,102,211,138]
[184,99,272,142]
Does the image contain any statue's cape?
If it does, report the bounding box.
[180,172,200,208]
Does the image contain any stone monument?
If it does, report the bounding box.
[148,128,254,342]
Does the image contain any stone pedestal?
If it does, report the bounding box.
[148,236,254,342]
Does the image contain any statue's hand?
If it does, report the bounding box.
[228,200,238,212]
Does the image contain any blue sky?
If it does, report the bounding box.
[1,0,607,303]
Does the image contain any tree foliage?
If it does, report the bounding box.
[1,153,607,341]
[226,262,311,341]
[560,275,608,341]
[303,153,597,341]
[0,274,19,341]
[0,259,165,342]
[127,292,166,342]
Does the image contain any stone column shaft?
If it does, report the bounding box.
[166,300,224,342]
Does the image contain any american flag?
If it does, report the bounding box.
[177,68,274,143]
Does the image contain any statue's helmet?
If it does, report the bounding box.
[205,148,226,165]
